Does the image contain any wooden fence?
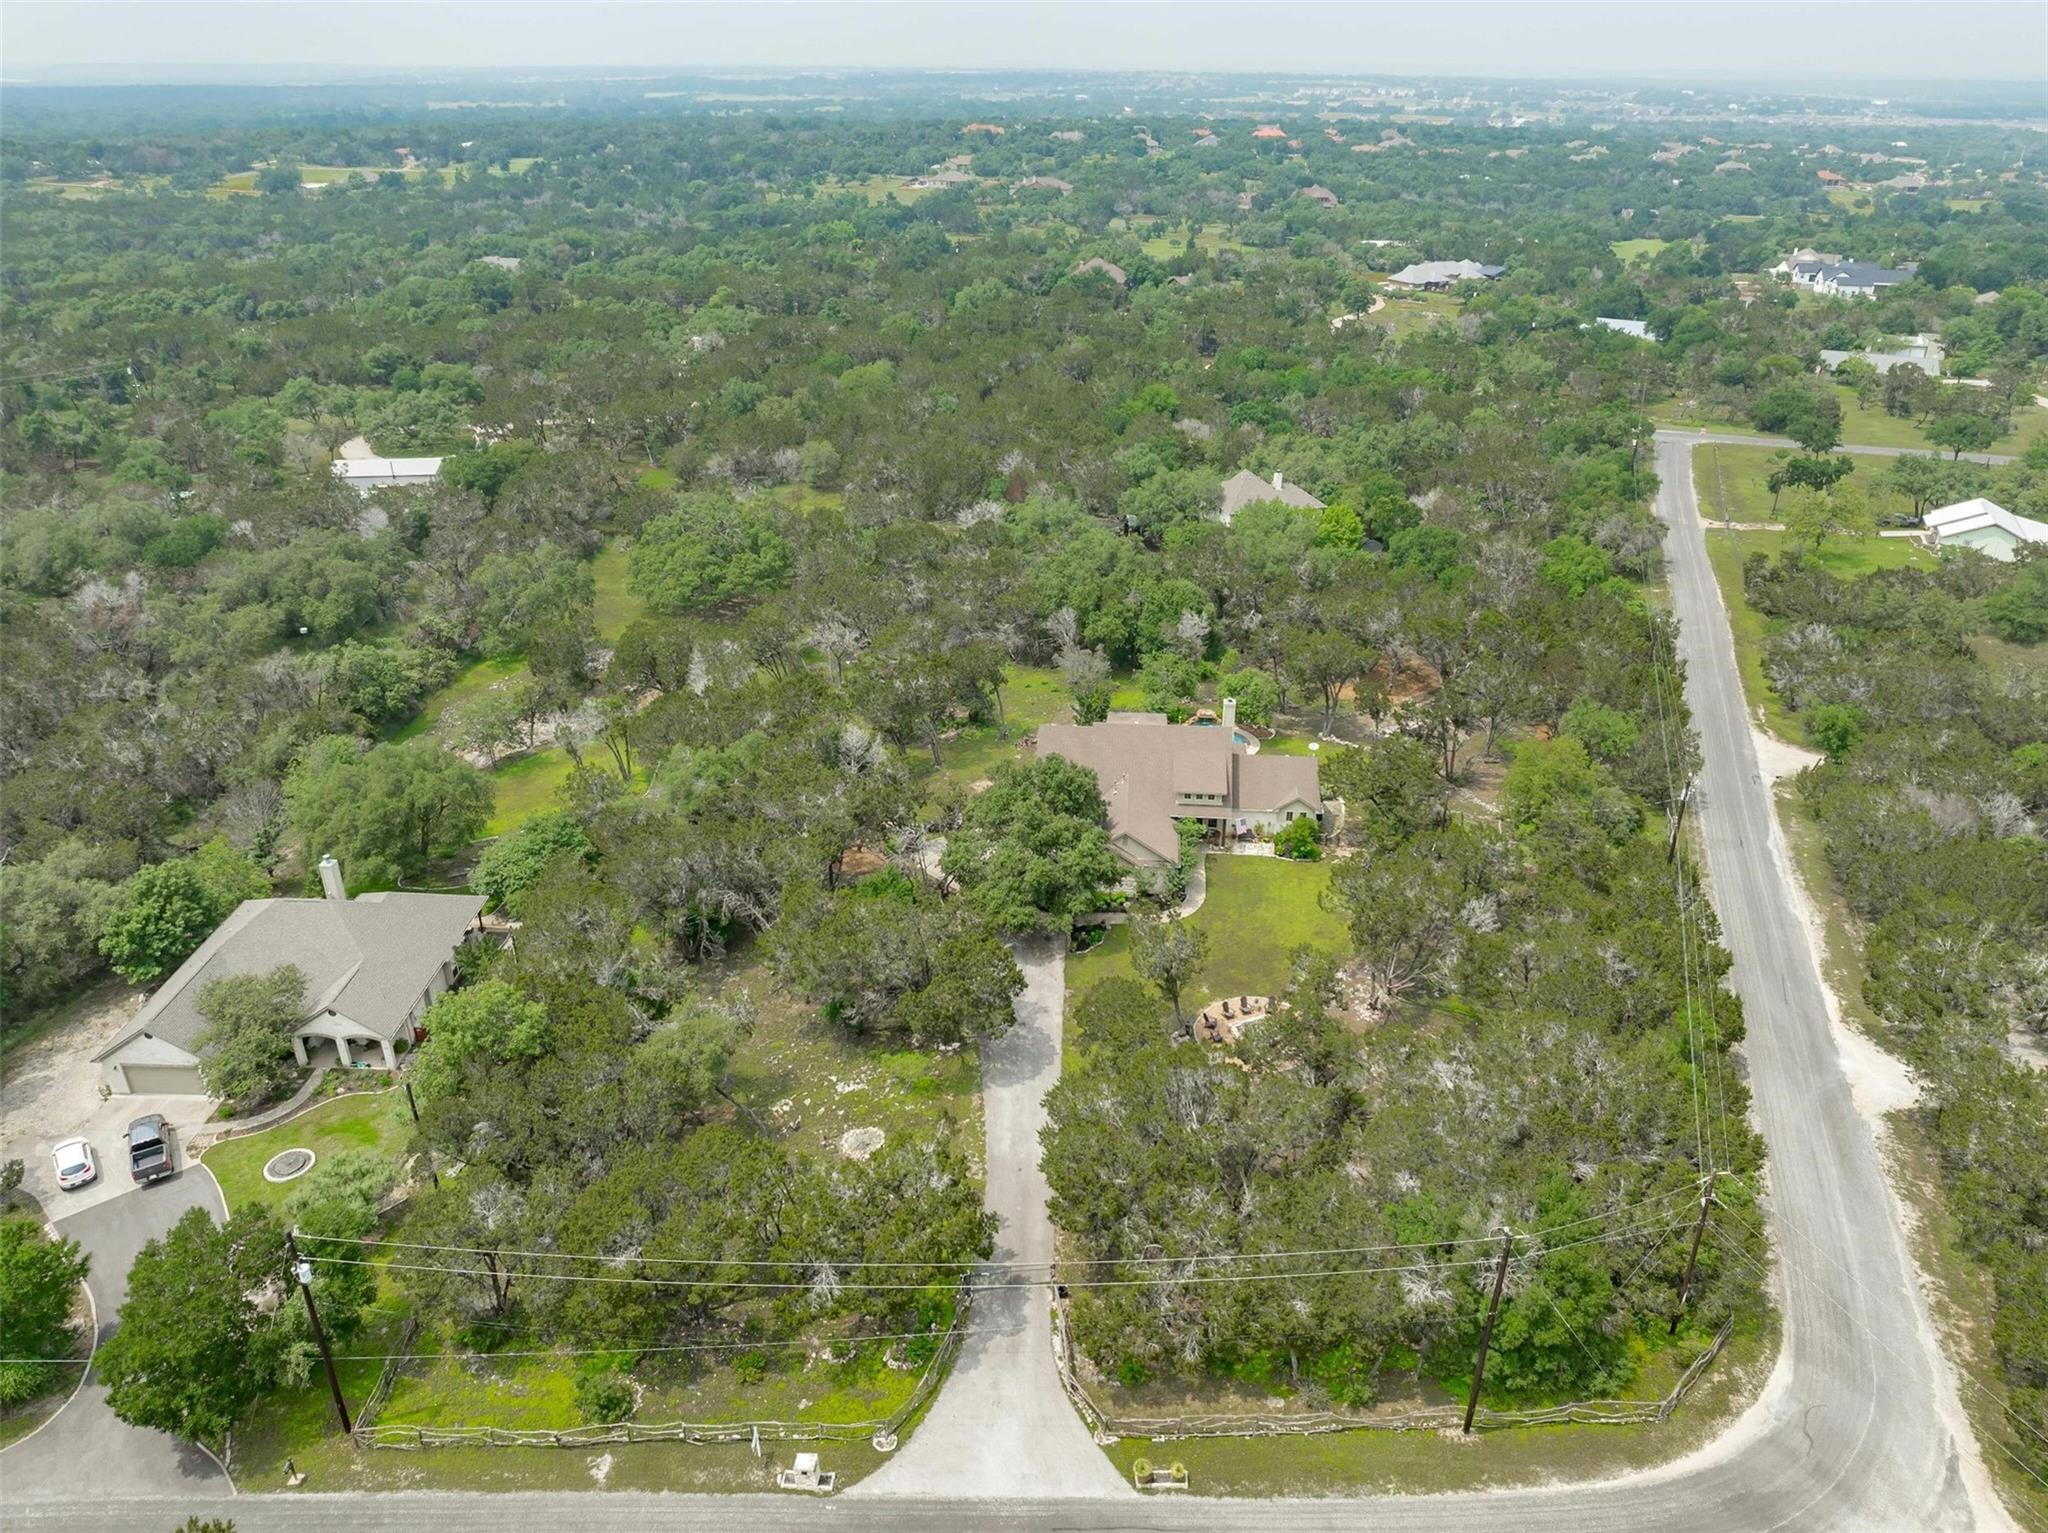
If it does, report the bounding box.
[353,1293,971,1451]
[1053,1299,1735,1442]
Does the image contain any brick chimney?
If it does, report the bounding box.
[318,855,346,901]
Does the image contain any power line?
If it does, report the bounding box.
[298,1183,1706,1274]
[303,1209,1700,1297]
[333,1324,983,1366]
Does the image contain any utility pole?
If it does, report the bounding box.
[1666,774,1695,863]
[1669,1188,1715,1336]
[1462,1229,1516,1435]
[403,1078,440,1190]
[288,1231,352,1434]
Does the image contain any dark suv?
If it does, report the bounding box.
[128,1115,175,1184]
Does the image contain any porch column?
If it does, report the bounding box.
[334,1036,351,1069]
[379,1038,398,1070]
[293,1034,309,1067]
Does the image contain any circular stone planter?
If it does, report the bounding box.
[262,1148,316,1183]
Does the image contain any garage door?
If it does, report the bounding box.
[122,1064,206,1096]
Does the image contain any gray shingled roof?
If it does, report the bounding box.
[1035,720,1321,864]
[1220,469,1325,521]
[94,893,484,1062]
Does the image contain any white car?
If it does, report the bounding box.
[51,1138,97,1191]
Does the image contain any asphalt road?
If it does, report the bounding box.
[3,1166,232,1501]
[1680,427,2016,466]
[1,438,2013,1529]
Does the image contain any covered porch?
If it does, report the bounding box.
[294,1015,401,1072]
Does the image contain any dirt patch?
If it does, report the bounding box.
[0,980,145,1152]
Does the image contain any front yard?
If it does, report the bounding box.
[1068,856,1348,1012]
[200,1088,413,1214]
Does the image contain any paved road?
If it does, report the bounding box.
[3,1167,233,1500]
[1681,427,2016,466]
[4,438,2014,1527]
[854,939,1128,1499]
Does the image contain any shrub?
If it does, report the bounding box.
[574,1367,636,1425]
[1274,816,1322,861]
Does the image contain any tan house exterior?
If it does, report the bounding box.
[1034,703,1324,867]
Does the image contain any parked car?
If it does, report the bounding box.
[127,1115,174,1184]
[51,1137,97,1191]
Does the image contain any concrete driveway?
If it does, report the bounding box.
[1,1167,233,1501]
[854,939,1128,1500]
[12,1090,217,1217]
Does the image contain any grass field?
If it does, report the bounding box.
[200,1088,414,1214]
[1095,1314,1778,1496]
[1657,388,2048,455]
[1116,218,1252,261]
[1691,443,1912,525]
[814,173,935,205]
[591,541,646,641]
[1068,856,1348,1014]
[1611,238,1671,265]
[1701,527,1930,741]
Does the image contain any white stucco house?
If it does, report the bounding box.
[332,455,443,494]
[94,864,484,1096]
[1923,498,2048,562]
[1033,703,1324,866]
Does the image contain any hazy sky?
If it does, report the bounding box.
[5,1,2045,83]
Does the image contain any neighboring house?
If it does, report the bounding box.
[1820,333,1944,377]
[474,254,522,271]
[1817,169,1848,187]
[333,455,443,494]
[1595,317,1653,340]
[961,122,1005,136]
[1035,703,1324,866]
[1924,498,2048,562]
[1252,125,1288,140]
[1767,247,1841,277]
[1220,468,1324,524]
[905,170,975,189]
[1784,258,1915,298]
[1072,256,1127,286]
[1384,259,1505,290]
[93,867,485,1096]
[1298,184,1341,209]
[1015,176,1073,194]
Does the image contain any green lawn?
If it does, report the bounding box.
[1692,443,1911,526]
[1701,527,1931,742]
[1097,1315,1778,1496]
[389,654,528,744]
[1069,856,1348,1016]
[483,749,580,836]
[200,1089,414,1214]
[591,541,645,641]
[1658,388,2048,455]
[1611,238,1670,265]
[1372,288,1464,338]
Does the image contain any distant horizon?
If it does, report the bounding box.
[5,2,2045,85]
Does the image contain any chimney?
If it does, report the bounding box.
[1223,696,1237,732]
[1272,471,1284,490]
[317,855,346,901]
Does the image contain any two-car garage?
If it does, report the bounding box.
[113,1063,206,1096]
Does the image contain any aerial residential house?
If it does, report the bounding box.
[1820,333,1944,377]
[1015,176,1073,194]
[960,123,1005,136]
[1034,704,1324,866]
[1220,468,1324,525]
[332,455,443,494]
[1252,125,1288,141]
[93,864,485,1096]
[474,254,523,271]
[1384,259,1505,290]
[1923,498,2048,562]
[1816,169,1848,187]
[904,170,976,190]
[1594,317,1654,340]
[1298,184,1341,208]
[1072,257,1128,287]
[1768,247,1842,278]
[1783,258,1916,299]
